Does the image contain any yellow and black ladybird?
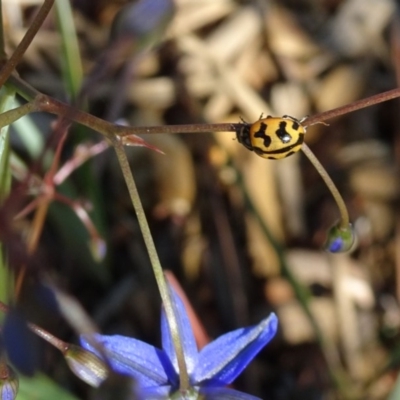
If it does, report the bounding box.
[236,115,306,160]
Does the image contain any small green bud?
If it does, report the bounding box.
[64,344,108,387]
[0,364,18,400]
[324,222,355,253]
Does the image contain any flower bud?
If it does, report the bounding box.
[324,222,355,253]
[0,364,18,400]
[64,344,108,387]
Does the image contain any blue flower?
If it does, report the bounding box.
[80,288,278,399]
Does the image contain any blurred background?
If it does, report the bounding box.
[2,0,400,398]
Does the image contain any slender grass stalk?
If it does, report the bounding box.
[0,0,55,88]
[0,84,17,309]
[301,144,349,229]
[111,137,190,391]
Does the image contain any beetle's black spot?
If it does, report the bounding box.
[291,121,300,130]
[253,122,272,147]
[276,121,292,144]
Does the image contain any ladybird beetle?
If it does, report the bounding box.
[236,115,306,160]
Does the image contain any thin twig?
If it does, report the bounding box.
[4,74,400,141]
[304,87,400,126]
[0,0,55,88]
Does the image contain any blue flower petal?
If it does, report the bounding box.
[161,287,198,374]
[193,313,278,385]
[200,386,262,400]
[117,0,175,36]
[80,334,177,388]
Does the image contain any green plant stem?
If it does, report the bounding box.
[6,74,40,100]
[111,137,190,391]
[301,143,349,228]
[0,101,36,128]
[0,0,55,89]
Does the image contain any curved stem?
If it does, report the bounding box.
[301,143,349,229]
[111,136,190,391]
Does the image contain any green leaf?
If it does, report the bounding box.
[18,373,79,400]
[0,86,15,199]
[0,86,16,305]
[11,108,44,159]
[55,0,83,100]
